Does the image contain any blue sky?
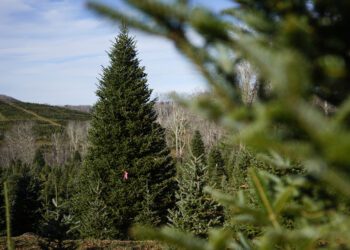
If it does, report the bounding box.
[0,0,232,105]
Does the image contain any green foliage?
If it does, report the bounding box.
[15,101,89,121]
[32,121,64,142]
[225,146,266,190]
[190,130,205,160]
[219,146,264,238]
[0,100,33,120]
[40,197,78,246]
[134,181,162,227]
[39,164,77,207]
[88,0,350,248]
[0,154,81,241]
[33,148,46,168]
[207,146,226,185]
[72,176,116,239]
[0,163,42,236]
[168,157,223,238]
[3,182,14,250]
[75,26,176,239]
[37,163,80,240]
[72,150,81,163]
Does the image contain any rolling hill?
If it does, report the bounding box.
[0,95,91,142]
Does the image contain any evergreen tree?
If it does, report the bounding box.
[134,181,161,226]
[40,196,78,247]
[72,150,81,163]
[7,163,42,236]
[0,168,6,235]
[73,177,115,239]
[33,148,45,168]
[38,163,80,240]
[190,130,205,160]
[168,157,224,237]
[207,147,226,185]
[75,26,176,239]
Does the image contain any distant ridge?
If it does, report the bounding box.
[63,105,92,113]
[0,94,90,122]
[0,94,19,103]
[0,94,91,141]
[0,95,92,111]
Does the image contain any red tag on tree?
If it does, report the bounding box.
[123,171,128,180]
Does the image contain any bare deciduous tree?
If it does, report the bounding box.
[66,120,90,156]
[46,132,69,166]
[156,102,190,160]
[0,122,36,166]
[237,61,258,105]
[156,98,224,161]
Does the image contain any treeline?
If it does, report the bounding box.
[0,101,223,168]
[0,128,275,241]
[0,158,80,240]
[0,121,89,167]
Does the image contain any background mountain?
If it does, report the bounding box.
[63,105,92,113]
[0,94,91,142]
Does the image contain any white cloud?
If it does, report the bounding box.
[0,0,33,14]
[0,0,205,105]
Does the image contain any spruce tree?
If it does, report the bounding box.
[168,157,224,237]
[72,150,81,163]
[190,130,205,160]
[76,26,176,239]
[7,163,42,236]
[207,147,226,185]
[33,148,45,168]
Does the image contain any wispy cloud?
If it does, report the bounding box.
[0,0,234,105]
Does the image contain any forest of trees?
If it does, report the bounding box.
[1,0,350,249]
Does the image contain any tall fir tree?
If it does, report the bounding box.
[75,26,176,239]
[190,130,205,161]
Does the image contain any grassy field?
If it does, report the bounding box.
[0,233,162,250]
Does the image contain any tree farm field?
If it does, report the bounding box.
[1,1,350,250]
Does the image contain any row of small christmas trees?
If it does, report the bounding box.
[0,160,80,241]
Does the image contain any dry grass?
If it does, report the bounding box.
[0,233,162,250]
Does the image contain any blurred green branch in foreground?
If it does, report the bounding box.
[88,0,350,249]
[4,182,14,250]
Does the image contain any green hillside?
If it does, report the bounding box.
[0,95,91,142]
